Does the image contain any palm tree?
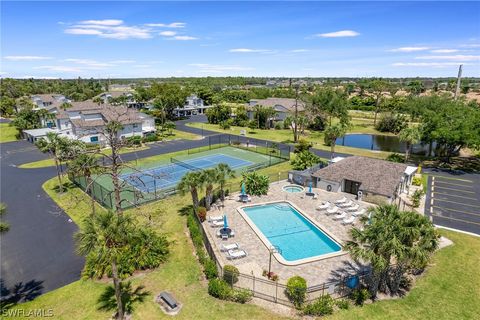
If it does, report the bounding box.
[36,132,69,193]
[201,168,217,211]
[215,163,235,203]
[75,211,136,320]
[177,171,203,212]
[0,203,9,233]
[399,127,421,163]
[323,124,347,160]
[68,153,100,215]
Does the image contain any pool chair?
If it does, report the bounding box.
[208,215,223,223]
[216,229,235,238]
[327,206,339,215]
[347,204,360,212]
[316,202,330,210]
[211,220,224,228]
[333,211,347,220]
[335,197,347,204]
[352,208,366,217]
[312,194,318,200]
[226,249,247,260]
[342,216,356,225]
[340,200,353,208]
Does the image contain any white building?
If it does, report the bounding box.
[172,94,211,117]
[31,94,70,109]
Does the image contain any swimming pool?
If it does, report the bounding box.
[239,201,343,265]
[282,185,304,193]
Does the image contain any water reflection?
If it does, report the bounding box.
[335,134,434,155]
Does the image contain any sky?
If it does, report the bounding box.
[1,1,480,79]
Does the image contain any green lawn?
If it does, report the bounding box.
[6,162,293,320]
[158,128,201,141]
[187,122,393,159]
[0,123,19,143]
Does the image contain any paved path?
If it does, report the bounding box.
[424,168,480,236]
[0,141,85,300]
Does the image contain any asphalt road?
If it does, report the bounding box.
[424,169,480,235]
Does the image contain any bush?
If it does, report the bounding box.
[142,134,158,143]
[204,259,218,279]
[197,206,207,222]
[350,288,370,306]
[411,189,424,208]
[335,298,350,310]
[247,120,258,132]
[242,171,269,196]
[291,151,324,171]
[386,153,405,163]
[303,295,335,316]
[286,276,307,308]
[219,121,231,130]
[294,139,313,153]
[412,176,422,186]
[223,265,239,284]
[308,115,326,131]
[375,113,408,134]
[208,279,232,300]
[231,288,252,304]
[127,135,142,146]
[274,121,283,130]
[235,119,248,127]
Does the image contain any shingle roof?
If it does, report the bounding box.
[68,100,105,111]
[312,156,408,197]
[249,98,306,112]
[69,105,142,129]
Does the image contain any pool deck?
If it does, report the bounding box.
[202,181,374,287]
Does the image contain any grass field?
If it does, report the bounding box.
[0,123,19,143]
[159,128,201,141]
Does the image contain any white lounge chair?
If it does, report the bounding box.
[312,194,318,199]
[216,229,235,237]
[211,220,224,227]
[347,204,360,212]
[352,208,366,217]
[333,211,347,220]
[208,215,223,222]
[340,200,353,208]
[335,197,347,204]
[226,249,247,260]
[342,216,356,225]
[317,202,330,210]
[327,206,339,215]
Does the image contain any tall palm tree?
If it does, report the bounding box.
[75,211,136,320]
[201,168,217,211]
[215,163,235,203]
[68,153,100,215]
[324,124,347,161]
[0,203,9,233]
[399,127,421,163]
[177,171,203,212]
[36,132,69,193]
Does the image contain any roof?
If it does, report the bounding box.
[249,98,306,112]
[70,106,142,129]
[312,156,408,197]
[31,94,56,103]
[68,101,105,111]
[23,127,57,137]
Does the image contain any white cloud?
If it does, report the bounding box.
[4,55,52,61]
[65,20,153,39]
[460,43,480,48]
[290,49,310,53]
[65,28,103,36]
[33,65,85,73]
[79,19,123,26]
[145,22,186,28]
[229,48,271,53]
[64,58,114,68]
[159,31,177,37]
[415,55,480,61]
[314,30,360,38]
[171,35,198,41]
[393,62,470,67]
[388,47,430,52]
[109,60,136,64]
[189,63,254,73]
[430,49,460,53]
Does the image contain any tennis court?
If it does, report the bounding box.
[121,153,253,193]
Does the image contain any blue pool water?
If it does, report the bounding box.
[243,202,342,262]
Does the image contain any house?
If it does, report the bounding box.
[172,94,211,117]
[24,100,156,145]
[247,98,305,127]
[31,94,70,109]
[289,156,417,203]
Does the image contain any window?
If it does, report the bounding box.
[90,136,99,143]
[133,123,138,128]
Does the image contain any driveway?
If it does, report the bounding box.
[424,169,480,235]
[0,141,85,301]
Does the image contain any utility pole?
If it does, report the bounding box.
[294,84,299,142]
[454,64,463,100]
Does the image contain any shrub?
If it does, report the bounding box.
[411,189,424,208]
[303,295,335,316]
[308,115,326,131]
[219,121,231,130]
[286,276,307,308]
[274,121,283,130]
[197,206,207,222]
[375,113,408,134]
[208,279,232,300]
[247,120,258,132]
[127,135,142,146]
[142,134,158,143]
[335,298,350,310]
[223,265,239,284]
[350,288,370,306]
[386,153,405,163]
[231,288,252,304]
[204,259,218,279]
[293,139,313,153]
[291,151,324,171]
[412,176,422,186]
[242,171,269,196]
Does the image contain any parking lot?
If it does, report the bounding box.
[425,172,480,236]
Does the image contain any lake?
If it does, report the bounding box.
[335,134,434,155]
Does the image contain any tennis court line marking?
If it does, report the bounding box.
[432,205,480,217]
[433,198,480,209]
[431,214,480,226]
[432,185,476,194]
[432,192,478,201]
[433,180,474,188]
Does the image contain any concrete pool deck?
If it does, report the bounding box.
[202,181,374,286]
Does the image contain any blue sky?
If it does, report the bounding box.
[1,1,479,78]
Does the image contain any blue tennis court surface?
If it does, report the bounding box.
[121,153,253,193]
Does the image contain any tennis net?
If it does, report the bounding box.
[170,157,201,171]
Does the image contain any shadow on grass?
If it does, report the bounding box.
[178,205,194,217]
[97,281,150,315]
[0,279,44,310]
[51,181,77,194]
